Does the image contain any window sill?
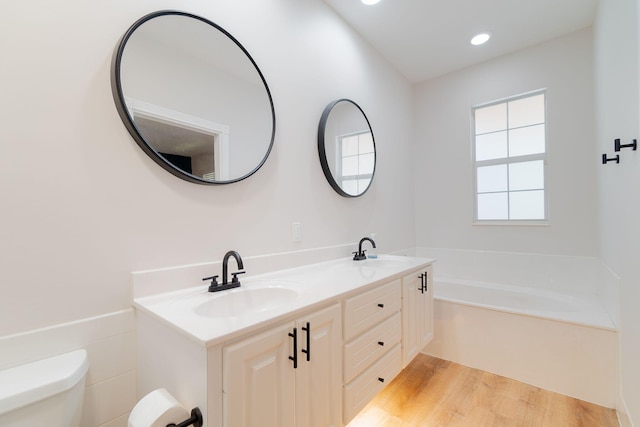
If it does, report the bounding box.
[472,220,549,226]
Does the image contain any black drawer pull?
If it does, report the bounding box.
[377,303,384,308]
[288,328,297,369]
[378,377,385,383]
[378,341,384,346]
[301,322,311,362]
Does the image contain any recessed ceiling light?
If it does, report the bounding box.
[362,0,381,5]
[471,33,491,46]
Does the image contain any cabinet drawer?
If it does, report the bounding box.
[344,312,401,383]
[343,279,401,341]
[343,344,402,424]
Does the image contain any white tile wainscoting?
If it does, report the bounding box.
[0,310,136,427]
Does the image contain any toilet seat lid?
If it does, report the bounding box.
[0,349,88,415]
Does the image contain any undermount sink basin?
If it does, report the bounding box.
[329,255,412,271]
[193,285,299,318]
[361,256,412,268]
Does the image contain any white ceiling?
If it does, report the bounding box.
[322,0,598,83]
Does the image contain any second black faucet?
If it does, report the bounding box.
[353,237,376,261]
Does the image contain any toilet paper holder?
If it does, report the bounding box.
[167,407,202,427]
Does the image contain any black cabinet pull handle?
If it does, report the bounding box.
[424,271,428,293]
[378,341,384,346]
[378,377,385,383]
[301,322,311,362]
[377,303,384,308]
[419,273,425,294]
[288,328,298,369]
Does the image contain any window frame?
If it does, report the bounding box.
[336,129,375,196]
[471,89,549,226]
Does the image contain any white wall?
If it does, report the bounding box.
[413,28,597,257]
[0,0,414,425]
[594,0,640,424]
[0,0,413,335]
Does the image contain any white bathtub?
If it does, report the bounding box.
[434,279,615,330]
[424,278,618,407]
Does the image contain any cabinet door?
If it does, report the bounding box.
[420,265,434,348]
[402,266,435,367]
[224,322,296,427]
[296,304,342,427]
[401,271,422,367]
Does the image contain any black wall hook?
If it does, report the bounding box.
[602,154,620,164]
[614,138,637,152]
[167,407,203,427]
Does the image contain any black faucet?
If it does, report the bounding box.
[203,250,245,292]
[353,237,376,261]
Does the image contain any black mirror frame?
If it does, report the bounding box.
[110,10,276,185]
[317,99,376,197]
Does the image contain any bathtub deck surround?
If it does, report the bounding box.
[426,296,617,408]
[132,255,434,427]
[435,279,614,330]
[417,247,618,408]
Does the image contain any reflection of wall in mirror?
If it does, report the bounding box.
[120,25,271,179]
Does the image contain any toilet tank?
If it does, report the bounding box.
[0,349,89,427]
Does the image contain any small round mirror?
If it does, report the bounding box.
[318,99,376,197]
[111,11,275,184]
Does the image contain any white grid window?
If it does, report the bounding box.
[473,91,547,222]
[337,131,374,196]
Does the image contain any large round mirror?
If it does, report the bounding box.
[318,99,376,197]
[111,11,275,184]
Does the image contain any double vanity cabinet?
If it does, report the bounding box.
[133,256,434,427]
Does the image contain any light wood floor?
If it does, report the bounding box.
[347,354,619,427]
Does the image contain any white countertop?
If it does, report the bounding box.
[133,255,434,347]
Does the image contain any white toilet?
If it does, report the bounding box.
[0,349,89,427]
